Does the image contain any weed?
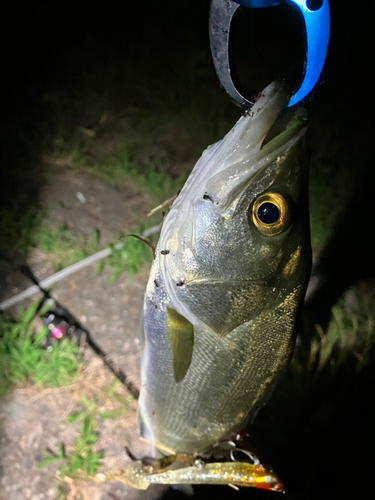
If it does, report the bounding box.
[34,224,102,271]
[65,396,100,424]
[311,291,375,371]
[38,415,102,477]
[3,211,158,283]
[99,230,157,282]
[100,378,133,407]
[72,143,187,205]
[36,221,159,281]
[1,208,102,271]
[65,396,127,425]
[0,302,80,396]
[38,393,129,478]
[62,415,102,477]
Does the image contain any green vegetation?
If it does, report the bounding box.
[35,225,102,271]
[38,392,131,480]
[69,139,187,203]
[98,231,157,282]
[0,211,101,270]
[38,413,102,477]
[64,395,127,425]
[12,217,157,280]
[41,48,237,205]
[29,222,159,281]
[309,293,375,372]
[0,302,80,397]
[98,378,134,408]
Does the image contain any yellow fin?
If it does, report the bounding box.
[282,246,301,279]
[166,307,194,383]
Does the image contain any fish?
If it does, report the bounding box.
[137,81,311,457]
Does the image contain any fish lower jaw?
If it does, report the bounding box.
[150,423,231,457]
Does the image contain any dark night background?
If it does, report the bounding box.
[1,0,375,499]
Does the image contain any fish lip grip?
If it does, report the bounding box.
[209,0,330,108]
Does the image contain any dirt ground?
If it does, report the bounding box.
[0,165,169,500]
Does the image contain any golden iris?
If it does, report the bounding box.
[251,193,291,236]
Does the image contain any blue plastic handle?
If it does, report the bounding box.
[234,0,330,106]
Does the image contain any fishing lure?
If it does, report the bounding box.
[95,459,284,492]
[84,434,284,492]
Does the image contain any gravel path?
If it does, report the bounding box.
[0,166,167,500]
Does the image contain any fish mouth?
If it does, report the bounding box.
[209,81,296,169]
[261,105,306,150]
[203,81,308,207]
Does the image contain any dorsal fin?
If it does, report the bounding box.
[166,307,194,383]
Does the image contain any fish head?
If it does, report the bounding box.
[159,81,311,337]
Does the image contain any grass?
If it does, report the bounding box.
[27,220,158,281]
[65,395,127,426]
[38,389,132,483]
[98,229,157,282]
[7,212,158,280]
[310,291,375,372]
[42,46,237,204]
[0,210,101,271]
[38,414,102,478]
[34,224,102,271]
[0,302,81,397]
[72,146,187,206]
[0,308,134,486]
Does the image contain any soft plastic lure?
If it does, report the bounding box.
[92,455,284,492]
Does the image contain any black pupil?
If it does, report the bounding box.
[258,202,280,225]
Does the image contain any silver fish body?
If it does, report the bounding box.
[137,82,311,455]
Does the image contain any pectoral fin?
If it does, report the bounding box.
[166,307,194,383]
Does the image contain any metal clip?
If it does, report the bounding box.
[209,0,330,108]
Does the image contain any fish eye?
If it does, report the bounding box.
[251,193,291,236]
[258,202,279,224]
